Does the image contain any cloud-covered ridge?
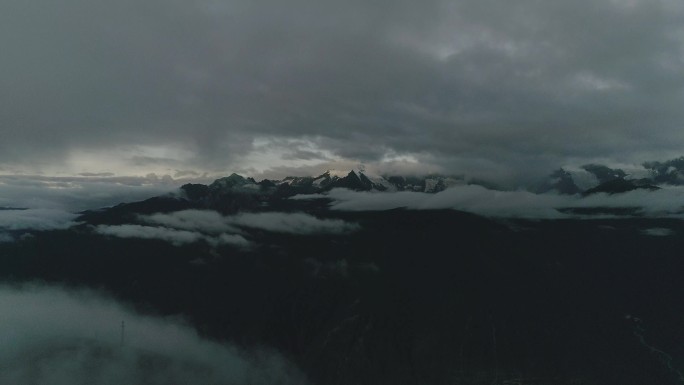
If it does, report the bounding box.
[295,185,684,218]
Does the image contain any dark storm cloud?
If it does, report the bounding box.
[3,0,684,181]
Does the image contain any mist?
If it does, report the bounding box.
[0,284,306,385]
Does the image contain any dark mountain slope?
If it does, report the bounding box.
[582,178,660,196]
[3,210,684,384]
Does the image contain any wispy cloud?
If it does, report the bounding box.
[641,228,674,237]
[141,210,239,234]
[94,224,250,248]
[0,284,306,385]
[141,210,360,236]
[228,212,360,235]
[104,210,358,248]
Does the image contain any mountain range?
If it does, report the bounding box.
[187,154,684,202]
[78,155,684,224]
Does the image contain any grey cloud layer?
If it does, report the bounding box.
[3,0,684,181]
[0,174,183,211]
[0,284,305,385]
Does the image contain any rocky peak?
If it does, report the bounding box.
[209,173,251,190]
[582,178,660,196]
[537,168,581,195]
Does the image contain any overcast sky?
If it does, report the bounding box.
[3,0,684,185]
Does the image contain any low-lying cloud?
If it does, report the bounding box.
[94,224,250,248]
[571,187,684,216]
[141,210,360,236]
[641,228,674,237]
[296,186,566,218]
[0,208,77,232]
[295,185,684,219]
[141,210,239,234]
[99,211,358,247]
[228,212,360,235]
[0,284,305,385]
[0,175,195,242]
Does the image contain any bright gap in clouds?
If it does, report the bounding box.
[64,146,198,177]
[232,136,441,179]
[235,137,340,174]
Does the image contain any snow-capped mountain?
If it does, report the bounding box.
[80,170,467,223]
[193,154,684,201]
[537,160,672,196]
[80,155,684,225]
[190,170,465,198]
